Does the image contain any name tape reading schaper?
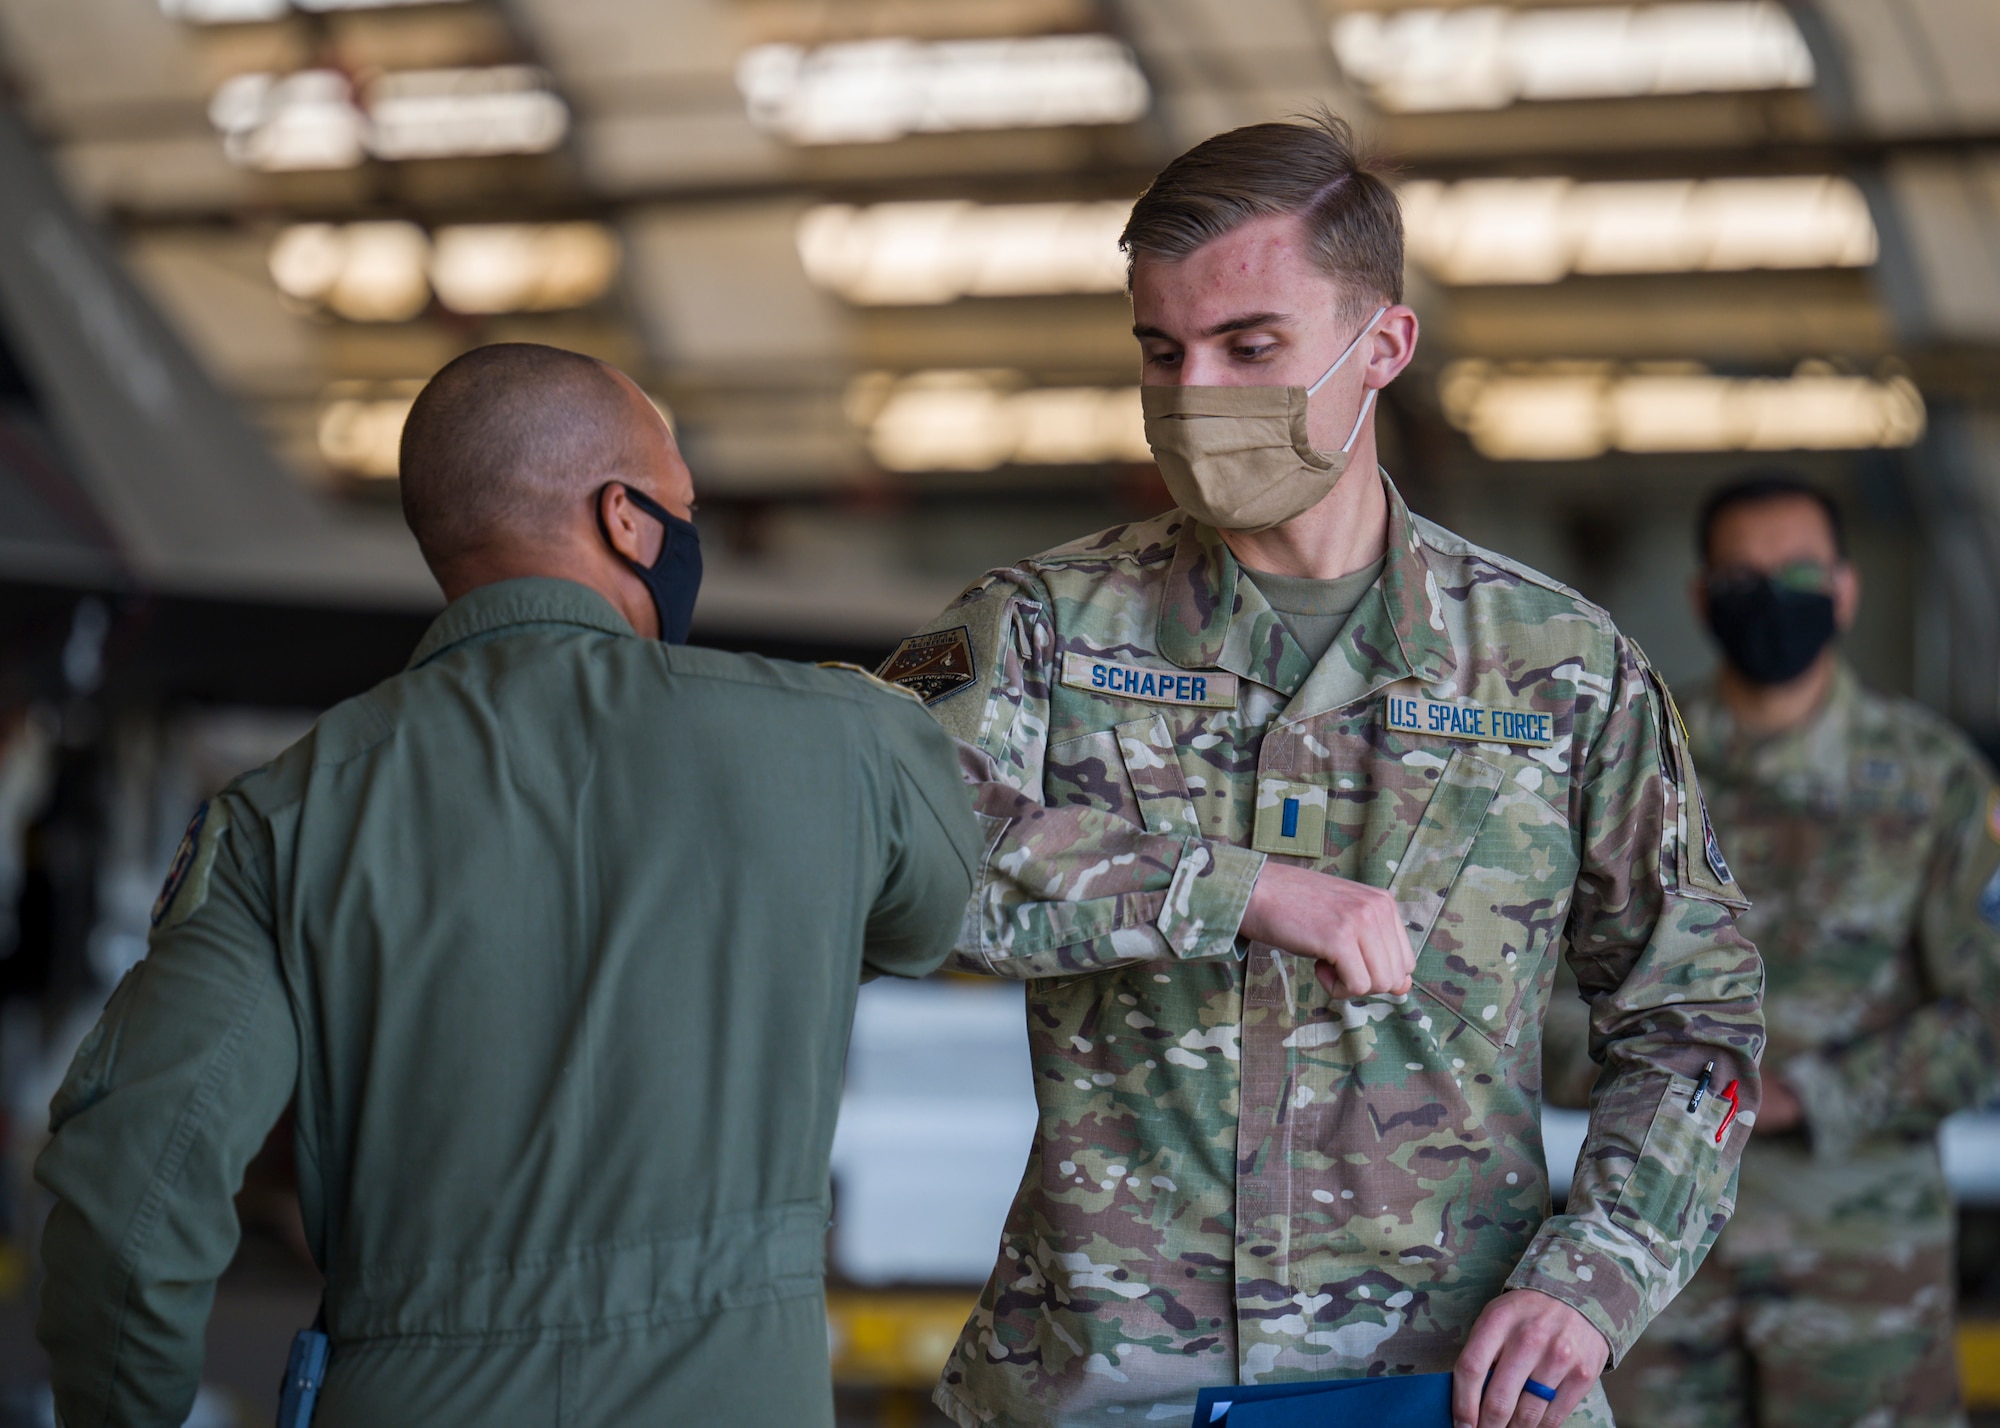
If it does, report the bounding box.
[1386,693,1555,748]
[1061,652,1239,708]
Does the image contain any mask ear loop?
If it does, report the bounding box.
[1306,305,1390,397]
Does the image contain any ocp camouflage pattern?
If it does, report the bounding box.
[884,478,1767,1428]
[1561,665,2000,1428]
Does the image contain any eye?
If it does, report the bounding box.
[1144,349,1182,368]
[1231,341,1278,361]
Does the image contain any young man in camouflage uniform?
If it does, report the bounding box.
[1557,475,2000,1428]
[880,117,1766,1428]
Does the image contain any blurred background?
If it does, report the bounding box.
[0,0,1995,1423]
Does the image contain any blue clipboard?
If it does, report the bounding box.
[1191,1371,1453,1427]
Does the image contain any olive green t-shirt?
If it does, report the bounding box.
[1241,554,1387,667]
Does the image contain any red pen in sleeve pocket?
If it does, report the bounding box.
[1714,1080,1741,1143]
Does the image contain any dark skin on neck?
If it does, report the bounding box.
[431,371,697,640]
[1687,492,1860,1131]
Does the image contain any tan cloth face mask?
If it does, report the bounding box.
[1141,306,1388,534]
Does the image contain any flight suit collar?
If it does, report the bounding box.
[407,577,636,669]
[1155,473,1457,709]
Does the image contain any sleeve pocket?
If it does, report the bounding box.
[1608,1075,1733,1269]
[48,963,148,1133]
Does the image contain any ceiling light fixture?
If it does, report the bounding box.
[1439,360,1925,460]
[1401,175,1876,284]
[1332,2,1814,113]
[737,34,1150,145]
[854,371,1150,471]
[270,221,619,319]
[798,200,1131,305]
[211,66,568,169]
[162,0,467,17]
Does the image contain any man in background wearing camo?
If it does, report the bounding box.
[1550,472,2000,1428]
[883,115,1766,1428]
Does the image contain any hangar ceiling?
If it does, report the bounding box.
[0,0,1994,736]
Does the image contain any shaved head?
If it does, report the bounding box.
[399,343,657,573]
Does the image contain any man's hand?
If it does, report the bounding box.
[1452,1289,1610,1428]
[1756,1075,1803,1132]
[1240,861,1414,999]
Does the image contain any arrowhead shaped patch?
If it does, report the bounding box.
[878,626,977,705]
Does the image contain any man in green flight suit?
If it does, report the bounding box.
[879,116,1767,1428]
[1549,474,2000,1428]
[34,343,982,1428]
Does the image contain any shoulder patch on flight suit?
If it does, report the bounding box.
[877,627,978,705]
[151,800,228,931]
[1979,863,2000,930]
[816,661,924,705]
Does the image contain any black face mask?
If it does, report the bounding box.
[1705,573,1836,686]
[599,482,702,644]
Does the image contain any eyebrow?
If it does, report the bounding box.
[1132,311,1294,341]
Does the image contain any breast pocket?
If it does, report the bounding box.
[1386,749,1577,1050]
[1044,712,1199,838]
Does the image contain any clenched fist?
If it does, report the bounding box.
[1240,861,1415,999]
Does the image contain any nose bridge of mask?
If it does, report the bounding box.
[1305,305,1388,455]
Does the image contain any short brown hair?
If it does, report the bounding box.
[1120,112,1402,313]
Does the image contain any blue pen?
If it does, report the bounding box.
[1687,1061,1715,1114]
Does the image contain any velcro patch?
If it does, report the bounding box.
[1385,692,1554,748]
[1702,803,1733,885]
[1060,652,1237,708]
[152,801,226,931]
[1987,790,2000,845]
[878,627,977,705]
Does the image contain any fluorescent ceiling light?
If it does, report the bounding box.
[1401,175,1877,284]
[211,66,567,168]
[209,70,367,171]
[1332,2,1813,113]
[853,372,1150,471]
[1440,361,1925,459]
[737,34,1149,145]
[318,382,423,478]
[798,200,1131,305]
[364,67,568,160]
[430,224,621,314]
[270,221,619,319]
[162,0,465,17]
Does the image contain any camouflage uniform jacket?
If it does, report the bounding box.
[1680,665,2000,1242]
[885,479,1767,1428]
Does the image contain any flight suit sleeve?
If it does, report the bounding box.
[881,572,1263,979]
[1781,757,2000,1158]
[34,797,299,1428]
[1504,642,1766,1366]
[860,687,985,979]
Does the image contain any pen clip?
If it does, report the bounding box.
[1713,1080,1741,1143]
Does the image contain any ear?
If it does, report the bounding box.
[1833,560,1861,631]
[1364,305,1420,389]
[598,482,663,566]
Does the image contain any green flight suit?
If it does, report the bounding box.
[35,578,982,1428]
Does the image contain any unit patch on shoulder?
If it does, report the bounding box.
[1987,789,2000,845]
[877,627,978,705]
[1702,801,1733,886]
[1059,652,1237,708]
[152,800,226,931]
[1385,691,1555,748]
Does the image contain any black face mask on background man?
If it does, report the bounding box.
[1705,569,1836,686]
[599,482,702,644]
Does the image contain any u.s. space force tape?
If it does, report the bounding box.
[1385,692,1555,747]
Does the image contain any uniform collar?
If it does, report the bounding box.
[1688,658,1860,784]
[1156,473,1457,710]
[406,577,636,669]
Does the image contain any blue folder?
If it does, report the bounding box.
[1191,1371,1453,1427]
